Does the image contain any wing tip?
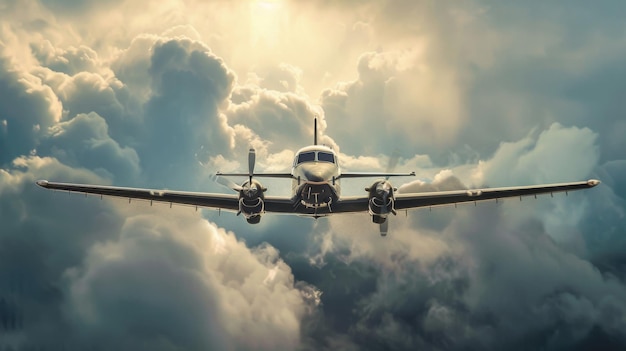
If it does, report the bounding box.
[36,179,49,187]
[587,179,601,187]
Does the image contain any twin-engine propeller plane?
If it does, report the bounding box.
[36,118,600,236]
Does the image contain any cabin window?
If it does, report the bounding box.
[297,151,316,164]
[318,152,335,163]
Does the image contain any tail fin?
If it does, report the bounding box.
[314,117,318,145]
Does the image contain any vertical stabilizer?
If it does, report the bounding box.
[314,117,318,145]
[313,117,317,145]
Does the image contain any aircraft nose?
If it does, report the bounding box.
[303,164,335,182]
[304,169,325,182]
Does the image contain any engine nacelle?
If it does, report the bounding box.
[366,180,397,218]
[238,179,266,224]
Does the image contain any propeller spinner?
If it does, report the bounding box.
[378,151,400,236]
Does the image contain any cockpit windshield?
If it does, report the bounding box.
[295,151,336,165]
[297,151,316,164]
[317,152,335,163]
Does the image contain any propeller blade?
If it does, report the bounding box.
[213,175,243,192]
[248,148,256,184]
[380,218,388,236]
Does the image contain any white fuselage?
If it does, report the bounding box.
[291,145,341,208]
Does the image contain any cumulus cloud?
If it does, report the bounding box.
[0,53,62,165]
[321,49,464,158]
[64,212,314,350]
[40,112,140,181]
[1,158,315,351]
[31,42,103,75]
[1,0,625,350]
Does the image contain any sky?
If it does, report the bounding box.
[1,0,626,350]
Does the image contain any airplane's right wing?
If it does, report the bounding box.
[394,179,601,210]
[216,172,294,178]
[35,180,242,211]
[338,171,415,179]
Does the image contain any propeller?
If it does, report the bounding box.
[380,217,388,236]
[213,175,243,192]
[212,147,257,193]
[248,147,255,185]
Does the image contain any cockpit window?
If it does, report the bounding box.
[318,152,335,163]
[297,151,316,164]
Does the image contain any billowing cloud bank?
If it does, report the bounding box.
[1,0,625,350]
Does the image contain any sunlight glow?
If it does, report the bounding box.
[250,0,285,47]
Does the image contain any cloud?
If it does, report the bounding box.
[0,53,62,165]
[320,49,464,157]
[0,157,315,350]
[64,213,315,350]
[1,0,625,350]
[31,42,103,75]
[40,112,140,181]
[226,86,321,153]
[299,117,622,349]
[475,123,599,186]
[0,156,120,348]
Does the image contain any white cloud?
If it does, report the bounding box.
[479,123,599,186]
[64,212,313,350]
[1,1,625,350]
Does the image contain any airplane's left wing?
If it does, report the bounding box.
[321,179,600,215]
[394,179,601,210]
[35,180,241,211]
[338,171,415,179]
[216,172,294,178]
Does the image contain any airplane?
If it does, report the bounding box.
[36,118,600,236]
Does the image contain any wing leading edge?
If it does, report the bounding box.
[394,179,601,210]
[36,180,242,211]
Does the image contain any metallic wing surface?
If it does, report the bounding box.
[36,180,242,211]
[393,179,600,210]
[36,179,599,214]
